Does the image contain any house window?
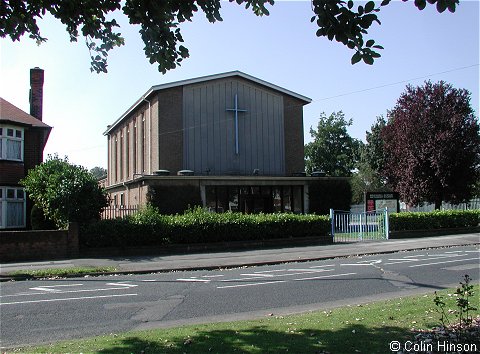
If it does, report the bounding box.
[0,187,26,229]
[0,125,24,162]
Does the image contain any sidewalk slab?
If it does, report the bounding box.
[1,233,478,280]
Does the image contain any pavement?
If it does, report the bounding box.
[1,232,479,280]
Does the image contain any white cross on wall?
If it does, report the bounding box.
[226,94,247,155]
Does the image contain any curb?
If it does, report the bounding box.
[2,241,478,282]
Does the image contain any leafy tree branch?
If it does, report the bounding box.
[0,0,459,73]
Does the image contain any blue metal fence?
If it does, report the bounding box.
[330,208,389,242]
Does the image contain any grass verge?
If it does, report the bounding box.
[8,266,117,278]
[11,284,479,354]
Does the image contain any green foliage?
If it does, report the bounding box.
[21,155,109,229]
[30,204,57,230]
[351,116,390,204]
[81,206,331,248]
[311,0,458,66]
[382,81,480,209]
[305,111,362,177]
[0,0,458,73]
[434,274,477,340]
[9,266,116,278]
[89,166,107,180]
[308,179,352,214]
[389,210,480,231]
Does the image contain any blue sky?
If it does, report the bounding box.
[1,0,478,169]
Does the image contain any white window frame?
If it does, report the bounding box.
[0,186,27,229]
[0,125,25,162]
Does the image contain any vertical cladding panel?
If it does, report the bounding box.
[206,84,214,171]
[213,84,221,173]
[225,81,235,172]
[194,87,202,172]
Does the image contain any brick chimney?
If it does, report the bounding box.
[29,67,44,121]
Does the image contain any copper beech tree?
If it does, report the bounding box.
[381,81,480,210]
[0,0,459,73]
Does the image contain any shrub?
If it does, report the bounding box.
[30,204,57,230]
[21,155,108,229]
[390,210,480,231]
[80,207,331,248]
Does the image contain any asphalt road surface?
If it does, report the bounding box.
[1,245,478,349]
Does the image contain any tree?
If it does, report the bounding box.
[382,81,480,210]
[0,0,458,73]
[21,155,109,228]
[350,116,390,204]
[90,166,107,180]
[305,111,361,176]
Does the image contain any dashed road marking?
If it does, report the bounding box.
[0,293,138,306]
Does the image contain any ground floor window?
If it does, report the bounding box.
[205,185,304,214]
[0,186,26,228]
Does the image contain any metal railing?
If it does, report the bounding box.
[330,208,389,242]
[101,205,139,220]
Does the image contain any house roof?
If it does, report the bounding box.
[104,71,312,135]
[0,97,51,129]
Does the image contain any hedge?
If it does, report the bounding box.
[80,207,331,248]
[80,208,479,248]
[390,210,480,231]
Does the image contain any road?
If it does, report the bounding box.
[1,245,478,348]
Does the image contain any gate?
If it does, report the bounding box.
[330,208,389,242]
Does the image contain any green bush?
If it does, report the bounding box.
[390,210,480,231]
[80,206,331,248]
[31,204,57,230]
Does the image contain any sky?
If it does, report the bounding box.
[1,0,479,170]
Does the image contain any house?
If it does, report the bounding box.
[104,71,349,214]
[0,68,51,229]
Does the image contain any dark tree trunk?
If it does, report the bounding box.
[434,198,442,210]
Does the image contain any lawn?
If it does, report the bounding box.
[11,284,479,354]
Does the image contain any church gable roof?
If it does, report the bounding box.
[105,71,311,135]
[150,71,312,103]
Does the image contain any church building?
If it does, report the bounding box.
[104,71,346,214]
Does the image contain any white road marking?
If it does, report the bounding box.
[105,282,138,288]
[385,254,464,265]
[388,258,419,261]
[30,284,84,292]
[240,273,274,277]
[309,264,336,268]
[404,254,425,258]
[295,272,357,281]
[409,257,479,268]
[341,263,375,266]
[0,293,138,306]
[217,280,287,289]
[2,283,138,298]
[442,263,479,271]
[201,275,225,278]
[249,269,288,273]
[341,260,381,266]
[176,278,211,283]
